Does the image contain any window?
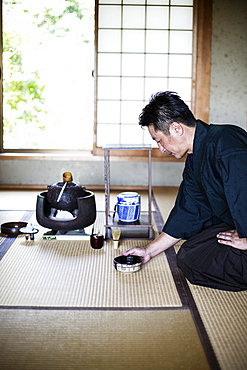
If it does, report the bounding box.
[1,0,94,151]
[96,0,194,149]
[0,0,212,157]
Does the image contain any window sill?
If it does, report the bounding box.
[0,152,102,161]
[0,150,184,162]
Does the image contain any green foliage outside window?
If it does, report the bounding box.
[2,0,93,150]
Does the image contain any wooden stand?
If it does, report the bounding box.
[103,144,153,239]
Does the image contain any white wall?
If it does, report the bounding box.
[0,159,184,187]
[209,0,247,129]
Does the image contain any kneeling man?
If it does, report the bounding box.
[122,91,247,291]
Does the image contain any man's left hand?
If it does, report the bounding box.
[217,229,247,250]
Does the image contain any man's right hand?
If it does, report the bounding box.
[120,232,181,265]
[120,246,151,264]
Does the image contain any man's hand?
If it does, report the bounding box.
[217,229,247,250]
[119,232,181,264]
[121,246,151,264]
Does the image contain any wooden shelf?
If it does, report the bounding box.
[103,145,153,240]
[105,213,153,240]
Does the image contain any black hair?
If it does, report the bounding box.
[139,91,196,135]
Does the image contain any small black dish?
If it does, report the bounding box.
[1,222,28,236]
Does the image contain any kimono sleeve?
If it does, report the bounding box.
[163,162,218,239]
[220,150,247,238]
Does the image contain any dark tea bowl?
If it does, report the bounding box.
[113,255,142,273]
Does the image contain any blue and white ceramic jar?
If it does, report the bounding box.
[117,192,141,222]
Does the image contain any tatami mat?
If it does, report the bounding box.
[188,284,247,370]
[0,210,27,224]
[0,212,181,308]
[0,309,210,370]
[174,241,247,370]
[1,201,247,370]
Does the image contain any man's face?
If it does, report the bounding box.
[148,123,189,159]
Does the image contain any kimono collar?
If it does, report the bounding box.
[192,120,210,176]
[193,120,210,154]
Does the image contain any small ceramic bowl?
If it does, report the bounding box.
[113,255,142,273]
[1,222,28,236]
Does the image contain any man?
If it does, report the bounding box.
[122,91,247,291]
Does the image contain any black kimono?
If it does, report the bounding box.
[163,120,247,291]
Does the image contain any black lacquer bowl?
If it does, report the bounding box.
[1,222,28,236]
[113,255,142,273]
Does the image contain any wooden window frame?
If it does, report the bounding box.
[93,0,212,161]
[0,0,212,160]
